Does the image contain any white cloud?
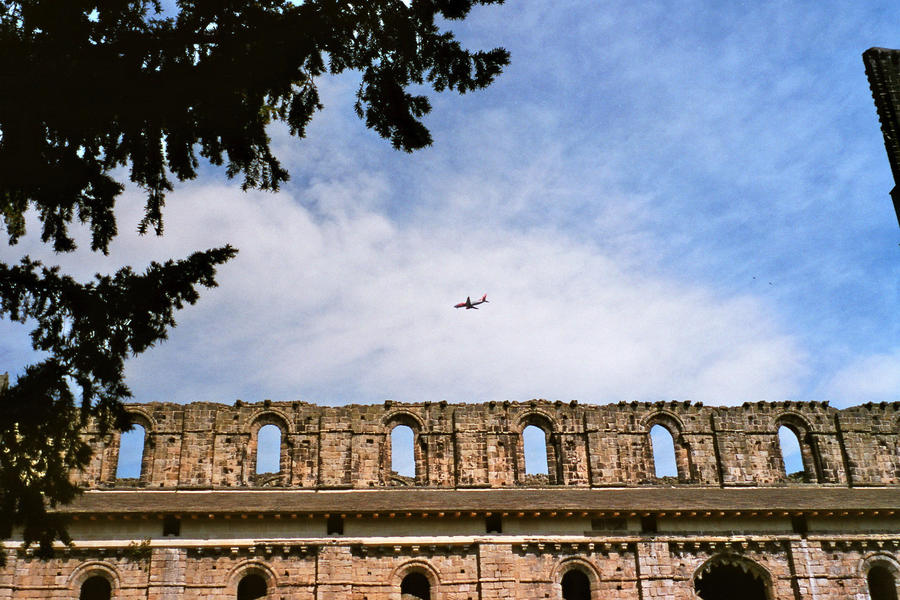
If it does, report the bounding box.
[63,179,805,406]
[823,349,900,406]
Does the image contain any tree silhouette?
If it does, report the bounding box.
[0,0,509,561]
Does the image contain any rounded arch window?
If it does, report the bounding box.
[522,424,549,475]
[694,556,770,600]
[400,570,431,600]
[256,424,282,475]
[116,423,146,479]
[561,567,591,600]
[80,575,111,600]
[391,424,416,478]
[775,414,822,483]
[777,425,804,480]
[649,424,677,479]
[868,563,899,600]
[237,572,268,600]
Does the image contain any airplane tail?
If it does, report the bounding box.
[480,294,488,303]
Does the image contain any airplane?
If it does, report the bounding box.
[454,294,488,309]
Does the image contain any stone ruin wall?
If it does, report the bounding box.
[75,399,900,489]
[5,399,900,599]
[9,538,900,600]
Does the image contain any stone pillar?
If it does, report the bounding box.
[318,431,353,487]
[316,545,353,599]
[635,541,676,600]
[477,543,517,599]
[788,539,840,600]
[147,547,186,600]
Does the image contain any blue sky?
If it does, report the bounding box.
[1,0,899,414]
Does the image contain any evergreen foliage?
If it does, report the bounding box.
[0,0,509,252]
[0,0,508,561]
[0,246,236,559]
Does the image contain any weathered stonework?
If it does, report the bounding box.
[70,399,900,489]
[864,46,900,227]
[3,399,899,599]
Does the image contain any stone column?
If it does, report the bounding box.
[147,547,186,600]
[636,541,676,600]
[316,545,353,599]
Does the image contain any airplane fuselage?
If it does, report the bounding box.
[454,295,488,309]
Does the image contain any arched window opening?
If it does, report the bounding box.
[256,424,281,475]
[116,423,146,479]
[650,424,677,479]
[561,568,591,600]
[237,573,267,600]
[401,571,431,600]
[391,424,416,478]
[868,565,899,600]
[523,425,549,475]
[695,561,768,600]
[80,575,111,600]
[777,425,804,481]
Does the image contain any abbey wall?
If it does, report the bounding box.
[3,399,900,600]
[73,399,900,489]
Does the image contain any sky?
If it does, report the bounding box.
[2,0,899,423]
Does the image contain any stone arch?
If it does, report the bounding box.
[516,411,561,484]
[693,554,773,600]
[643,411,693,483]
[227,560,278,599]
[384,411,426,485]
[384,410,425,432]
[390,559,441,600]
[775,412,822,483]
[860,553,900,600]
[246,411,292,486]
[551,557,600,600]
[68,562,120,599]
[640,409,685,433]
[125,407,158,432]
[247,409,293,435]
[518,409,559,432]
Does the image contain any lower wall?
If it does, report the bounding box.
[2,535,899,599]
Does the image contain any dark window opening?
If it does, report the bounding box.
[591,517,626,531]
[163,515,181,536]
[790,515,808,537]
[868,565,899,600]
[695,563,767,600]
[561,569,591,600]
[237,573,267,600]
[485,514,502,534]
[401,571,431,600]
[80,575,111,600]
[640,515,657,533]
[327,515,344,535]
